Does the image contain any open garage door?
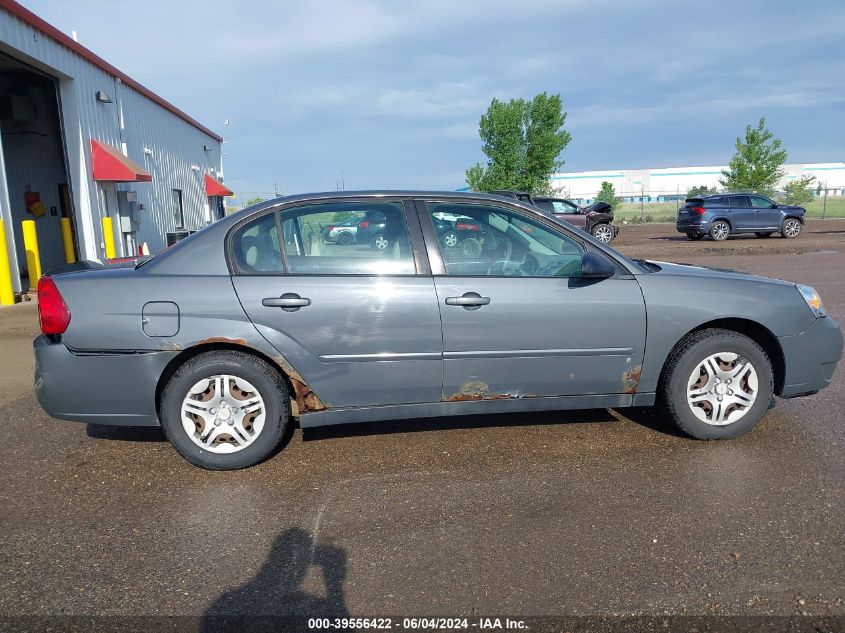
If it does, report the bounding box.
[0,51,75,289]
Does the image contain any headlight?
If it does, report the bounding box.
[796,284,826,318]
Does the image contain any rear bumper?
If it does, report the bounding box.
[778,316,843,398]
[676,218,709,233]
[34,335,175,426]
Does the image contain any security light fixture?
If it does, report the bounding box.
[95,90,112,103]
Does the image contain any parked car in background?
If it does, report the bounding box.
[534,198,618,244]
[431,211,487,255]
[322,218,359,245]
[676,193,805,241]
[34,191,842,470]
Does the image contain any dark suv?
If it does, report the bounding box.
[677,193,805,241]
[533,198,617,243]
[489,190,618,243]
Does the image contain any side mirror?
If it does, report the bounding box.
[771,203,779,208]
[580,252,615,279]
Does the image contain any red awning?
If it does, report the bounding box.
[91,140,152,182]
[204,173,233,197]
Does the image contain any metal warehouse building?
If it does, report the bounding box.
[0,0,231,294]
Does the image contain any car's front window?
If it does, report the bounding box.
[426,202,584,278]
[552,200,578,214]
[750,196,773,208]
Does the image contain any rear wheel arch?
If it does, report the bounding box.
[155,342,305,421]
[657,318,786,397]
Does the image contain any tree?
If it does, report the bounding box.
[687,185,718,198]
[466,93,571,196]
[595,181,622,210]
[245,197,266,207]
[783,175,816,206]
[719,117,787,194]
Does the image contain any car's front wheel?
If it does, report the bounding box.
[781,218,801,239]
[591,223,614,243]
[661,328,773,439]
[709,221,730,241]
[160,351,290,470]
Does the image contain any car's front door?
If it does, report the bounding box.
[230,199,443,409]
[727,195,753,231]
[418,199,647,400]
[749,195,781,230]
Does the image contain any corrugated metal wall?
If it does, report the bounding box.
[0,6,223,281]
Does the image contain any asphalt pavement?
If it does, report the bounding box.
[1,220,843,628]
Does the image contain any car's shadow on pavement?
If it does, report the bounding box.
[612,406,687,438]
[85,424,167,442]
[302,408,619,442]
[200,527,349,631]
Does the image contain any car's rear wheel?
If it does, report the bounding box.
[755,232,773,238]
[160,351,290,470]
[372,233,389,250]
[781,218,801,239]
[709,221,730,241]
[686,232,703,241]
[441,230,459,248]
[661,328,773,439]
[336,231,354,246]
[592,223,614,243]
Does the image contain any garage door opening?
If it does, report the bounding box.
[0,51,76,289]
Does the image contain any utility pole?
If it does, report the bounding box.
[273,181,278,198]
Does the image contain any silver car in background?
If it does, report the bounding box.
[34,191,842,469]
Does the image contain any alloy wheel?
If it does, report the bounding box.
[373,235,389,250]
[686,352,758,426]
[783,219,801,238]
[593,225,613,243]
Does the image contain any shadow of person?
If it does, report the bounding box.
[201,528,348,632]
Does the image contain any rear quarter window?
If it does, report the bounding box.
[704,197,725,207]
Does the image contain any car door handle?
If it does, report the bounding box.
[262,293,311,311]
[445,292,490,310]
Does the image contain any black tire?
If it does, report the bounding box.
[160,351,290,470]
[660,328,774,440]
[686,232,703,241]
[460,237,482,258]
[591,223,614,243]
[755,232,773,238]
[336,231,354,246]
[371,233,389,250]
[441,230,459,249]
[709,220,730,241]
[781,218,802,239]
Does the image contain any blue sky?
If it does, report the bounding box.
[25,0,845,196]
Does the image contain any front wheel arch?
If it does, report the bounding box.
[656,317,786,398]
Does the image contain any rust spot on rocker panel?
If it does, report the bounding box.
[622,365,643,394]
[446,381,534,402]
[273,356,328,413]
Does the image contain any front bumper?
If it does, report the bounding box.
[778,316,844,398]
[34,335,175,426]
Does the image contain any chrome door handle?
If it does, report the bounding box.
[445,292,490,310]
[262,293,311,311]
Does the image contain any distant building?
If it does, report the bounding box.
[0,0,232,293]
[551,163,845,204]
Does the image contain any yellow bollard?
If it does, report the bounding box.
[0,219,15,305]
[102,216,116,259]
[22,219,41,291]
[60,217,76,264]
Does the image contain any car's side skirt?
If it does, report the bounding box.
[299,393,654,428]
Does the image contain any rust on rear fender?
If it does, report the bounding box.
[622,365,642,394]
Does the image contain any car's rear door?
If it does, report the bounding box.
[230,198,443,408]
[727,195,753,230]
[417,198,646,400]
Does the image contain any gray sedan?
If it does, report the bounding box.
[34,191,843,469]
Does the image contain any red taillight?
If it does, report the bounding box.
[358,220,370,228]
[692,206,706,215]
[456,222,480,231]
[37,276,71,335]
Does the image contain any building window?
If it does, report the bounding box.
[172,189,184,229]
